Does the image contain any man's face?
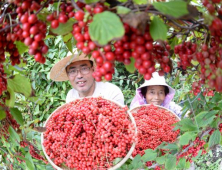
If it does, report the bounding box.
[66,60,95,95]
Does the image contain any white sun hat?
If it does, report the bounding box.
[138,72,175,94]
[50,50,96,82]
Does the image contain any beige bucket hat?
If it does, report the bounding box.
[138,72,175,94]
[50,51,95,82]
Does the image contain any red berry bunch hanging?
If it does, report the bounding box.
[0,0,50,64]
[174,42,197,70]
[71,2,172,81]
[43,97,136,169]
[47,2,75,29]
[178,137,206,163]
[0,107,20,140]
[0,21,21,65]
[29,145,47,162]
[131,104,180,157]
[0,64,7,95]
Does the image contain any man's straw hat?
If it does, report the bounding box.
[50,51,95,82]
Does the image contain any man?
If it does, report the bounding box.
[49,51,124,105]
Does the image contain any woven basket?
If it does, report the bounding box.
[128,104,181,159]
[41,97,137,170]
[129,104,181,121]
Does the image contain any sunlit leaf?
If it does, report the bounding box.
[153,1,189,18]
[116,6,131,14]
[7,74,32,97]
[0,106,6,120]
[15,41,28,54]
[50,18,76,36]
[85,0,99,3]
[179,132,196,145]
[141,149,157,162]
[150,16,167,41]
[5,86,15,107]
[63,33,73,42]
[89,11,124,45]
[133,0,148,5]
[165,154,176,170]
[209,130,221,148]
[9,126,20,142]
[10,108,24,126]
[125,57,136,73]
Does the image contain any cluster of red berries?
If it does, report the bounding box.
[29,145,47,162]
[43,97,135,169]
[190,81,214,96]
[0,108,20,140]
[0,0,48,64]
[0,64,7,95]
[178,137,206,163]
[0,22,21,65]
[70,2,172,81]
[174,42,197,70]
[20,140,47,163]
[20,141,29,148]
[131,105,180,157]
[16,1,48,63]
[46,2,76,29]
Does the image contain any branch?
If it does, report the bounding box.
[35,0,53,15]
[0,22,21,33]
[71,0,83,11]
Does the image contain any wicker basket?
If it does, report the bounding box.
[128,104,181,159]
[41,97,137,170]
[129,104,181,121]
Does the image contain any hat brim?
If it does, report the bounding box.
[138,82,175,95]
[50,53,96,82]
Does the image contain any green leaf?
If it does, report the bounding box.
[209,130,221,148]
[89,11,124,45]
[177,158,186,169]
[63,33,73,42]
[172,74,180,86]
[133,0,148,5]
[131,154,143,169]
[150,16,167,41]
[5,86,15,107]
[141,149,157,162]
[16,156,35,170]
[66,39,73,52]
[153,1,189,18]
[9,126,20,142]
[15,41,28,54]
[0,107,6,120]
[211,93,222,103]
[169,37,179,50]
[85,0,99,3]
[25,153,35,170]
[125,57,136,73]
[165,154,177,170]
[113,158,122,165]
[195,111,216,127]
[178,118,198,131]
[116,6,131,14]
[10,108,24,126]
[117,0,128,2]
[156,155,165,165]
[179,131,196,145]
[50,18,76,36]
[7,75,32,97]
[161,143,179,150]
[191,150,202,161]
